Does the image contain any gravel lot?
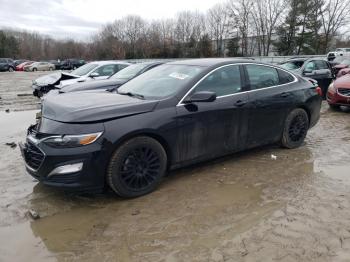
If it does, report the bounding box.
[0,72,350,262]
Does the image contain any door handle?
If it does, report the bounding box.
[281,92,290,97]
[234,100,246,107]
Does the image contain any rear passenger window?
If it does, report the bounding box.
[194,65,242,96]
[246,65,279,89]
[278,69,295,84]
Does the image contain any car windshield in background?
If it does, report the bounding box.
[70,63,98,76]
[110,63,148,80]
[118,64,204,99]
[280,61,304,70]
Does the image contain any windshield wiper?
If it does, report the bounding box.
[118,91,145,100]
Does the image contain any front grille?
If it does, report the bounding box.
[24,142,45,170]
[338,88,350,97]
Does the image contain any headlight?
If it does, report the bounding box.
[42,132,102,148]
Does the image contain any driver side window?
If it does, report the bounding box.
[92,64,116,77]
[193,65,242,97]
[304,61,316,72]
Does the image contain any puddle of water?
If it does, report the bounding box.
[316,165,350,185]
[0,222,56,262]
[0,110,38,141]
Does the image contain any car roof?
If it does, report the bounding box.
[89,61,131,66]
[167,58,259,67]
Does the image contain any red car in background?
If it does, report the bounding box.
[327,74,350,109]
[16,61,34,71]
[333,58,350,77]
[337,67,350,78]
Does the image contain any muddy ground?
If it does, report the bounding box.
[0,72,349,262]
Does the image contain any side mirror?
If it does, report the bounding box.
[303,70,314,76]
[90,72,100,78]
[183,91,216,103]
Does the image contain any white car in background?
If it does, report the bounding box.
[57,61,131,87]
[327,48,350,61]
[32,61,130,97]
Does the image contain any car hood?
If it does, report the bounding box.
[33,72,79,87]
[59,79,126,93]
[42,92,158,123]
[334,74,350,88]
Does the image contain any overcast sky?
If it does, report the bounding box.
[0,0,224,41]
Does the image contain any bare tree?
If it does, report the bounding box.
[228,0,257,56]
[320,0,350,52]
[123,15,147,58]
[250,0,286,56]
[207,3,230,56]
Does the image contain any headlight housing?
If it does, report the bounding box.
[42,132,102,148]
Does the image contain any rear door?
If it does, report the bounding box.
[175,64,249,163]
[244,64,297,148]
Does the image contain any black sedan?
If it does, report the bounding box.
[20,59,322,198]
[55,61,163,94]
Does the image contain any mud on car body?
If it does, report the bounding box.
[20,59,322,198]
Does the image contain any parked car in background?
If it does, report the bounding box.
[20,59,322,197]
[32,61,130,97]
[280,58,334,98]
[13,59,28,67]
[327,48,350,61]
[327,74,350,109]
[56,61,163,94]
[0,58,15,72]
[16,61,34,71]
[48,60,62,70]
[60,59,85,70]
[337,67,350,78]
[24,61,55,72]
[333,58,350,78]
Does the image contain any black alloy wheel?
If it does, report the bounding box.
[107,136,167,198]
[281,108,309,149]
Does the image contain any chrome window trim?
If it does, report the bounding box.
[177,62,298,106]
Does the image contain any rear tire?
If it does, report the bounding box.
[32,68,37,72]
[8,67,14,72]
[107,136,167,198]
[281,108,309,149]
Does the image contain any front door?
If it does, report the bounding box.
[175,64,249,164]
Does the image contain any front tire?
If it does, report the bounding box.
[107,136,167,198]
[281,108,309,149]
[32,68,37,72]
[8,67,14,72]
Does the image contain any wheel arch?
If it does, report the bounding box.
[297,105,311,125]
[109,130,173,170]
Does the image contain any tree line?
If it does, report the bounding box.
[1,0,349,61]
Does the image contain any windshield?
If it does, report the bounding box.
[70,63,98,76]
[118,64,204,99]
[110,63,148,80]
[280,61,304,70]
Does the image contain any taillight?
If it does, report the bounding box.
[315,86,322,97]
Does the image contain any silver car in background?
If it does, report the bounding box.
[24,62,55,72]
